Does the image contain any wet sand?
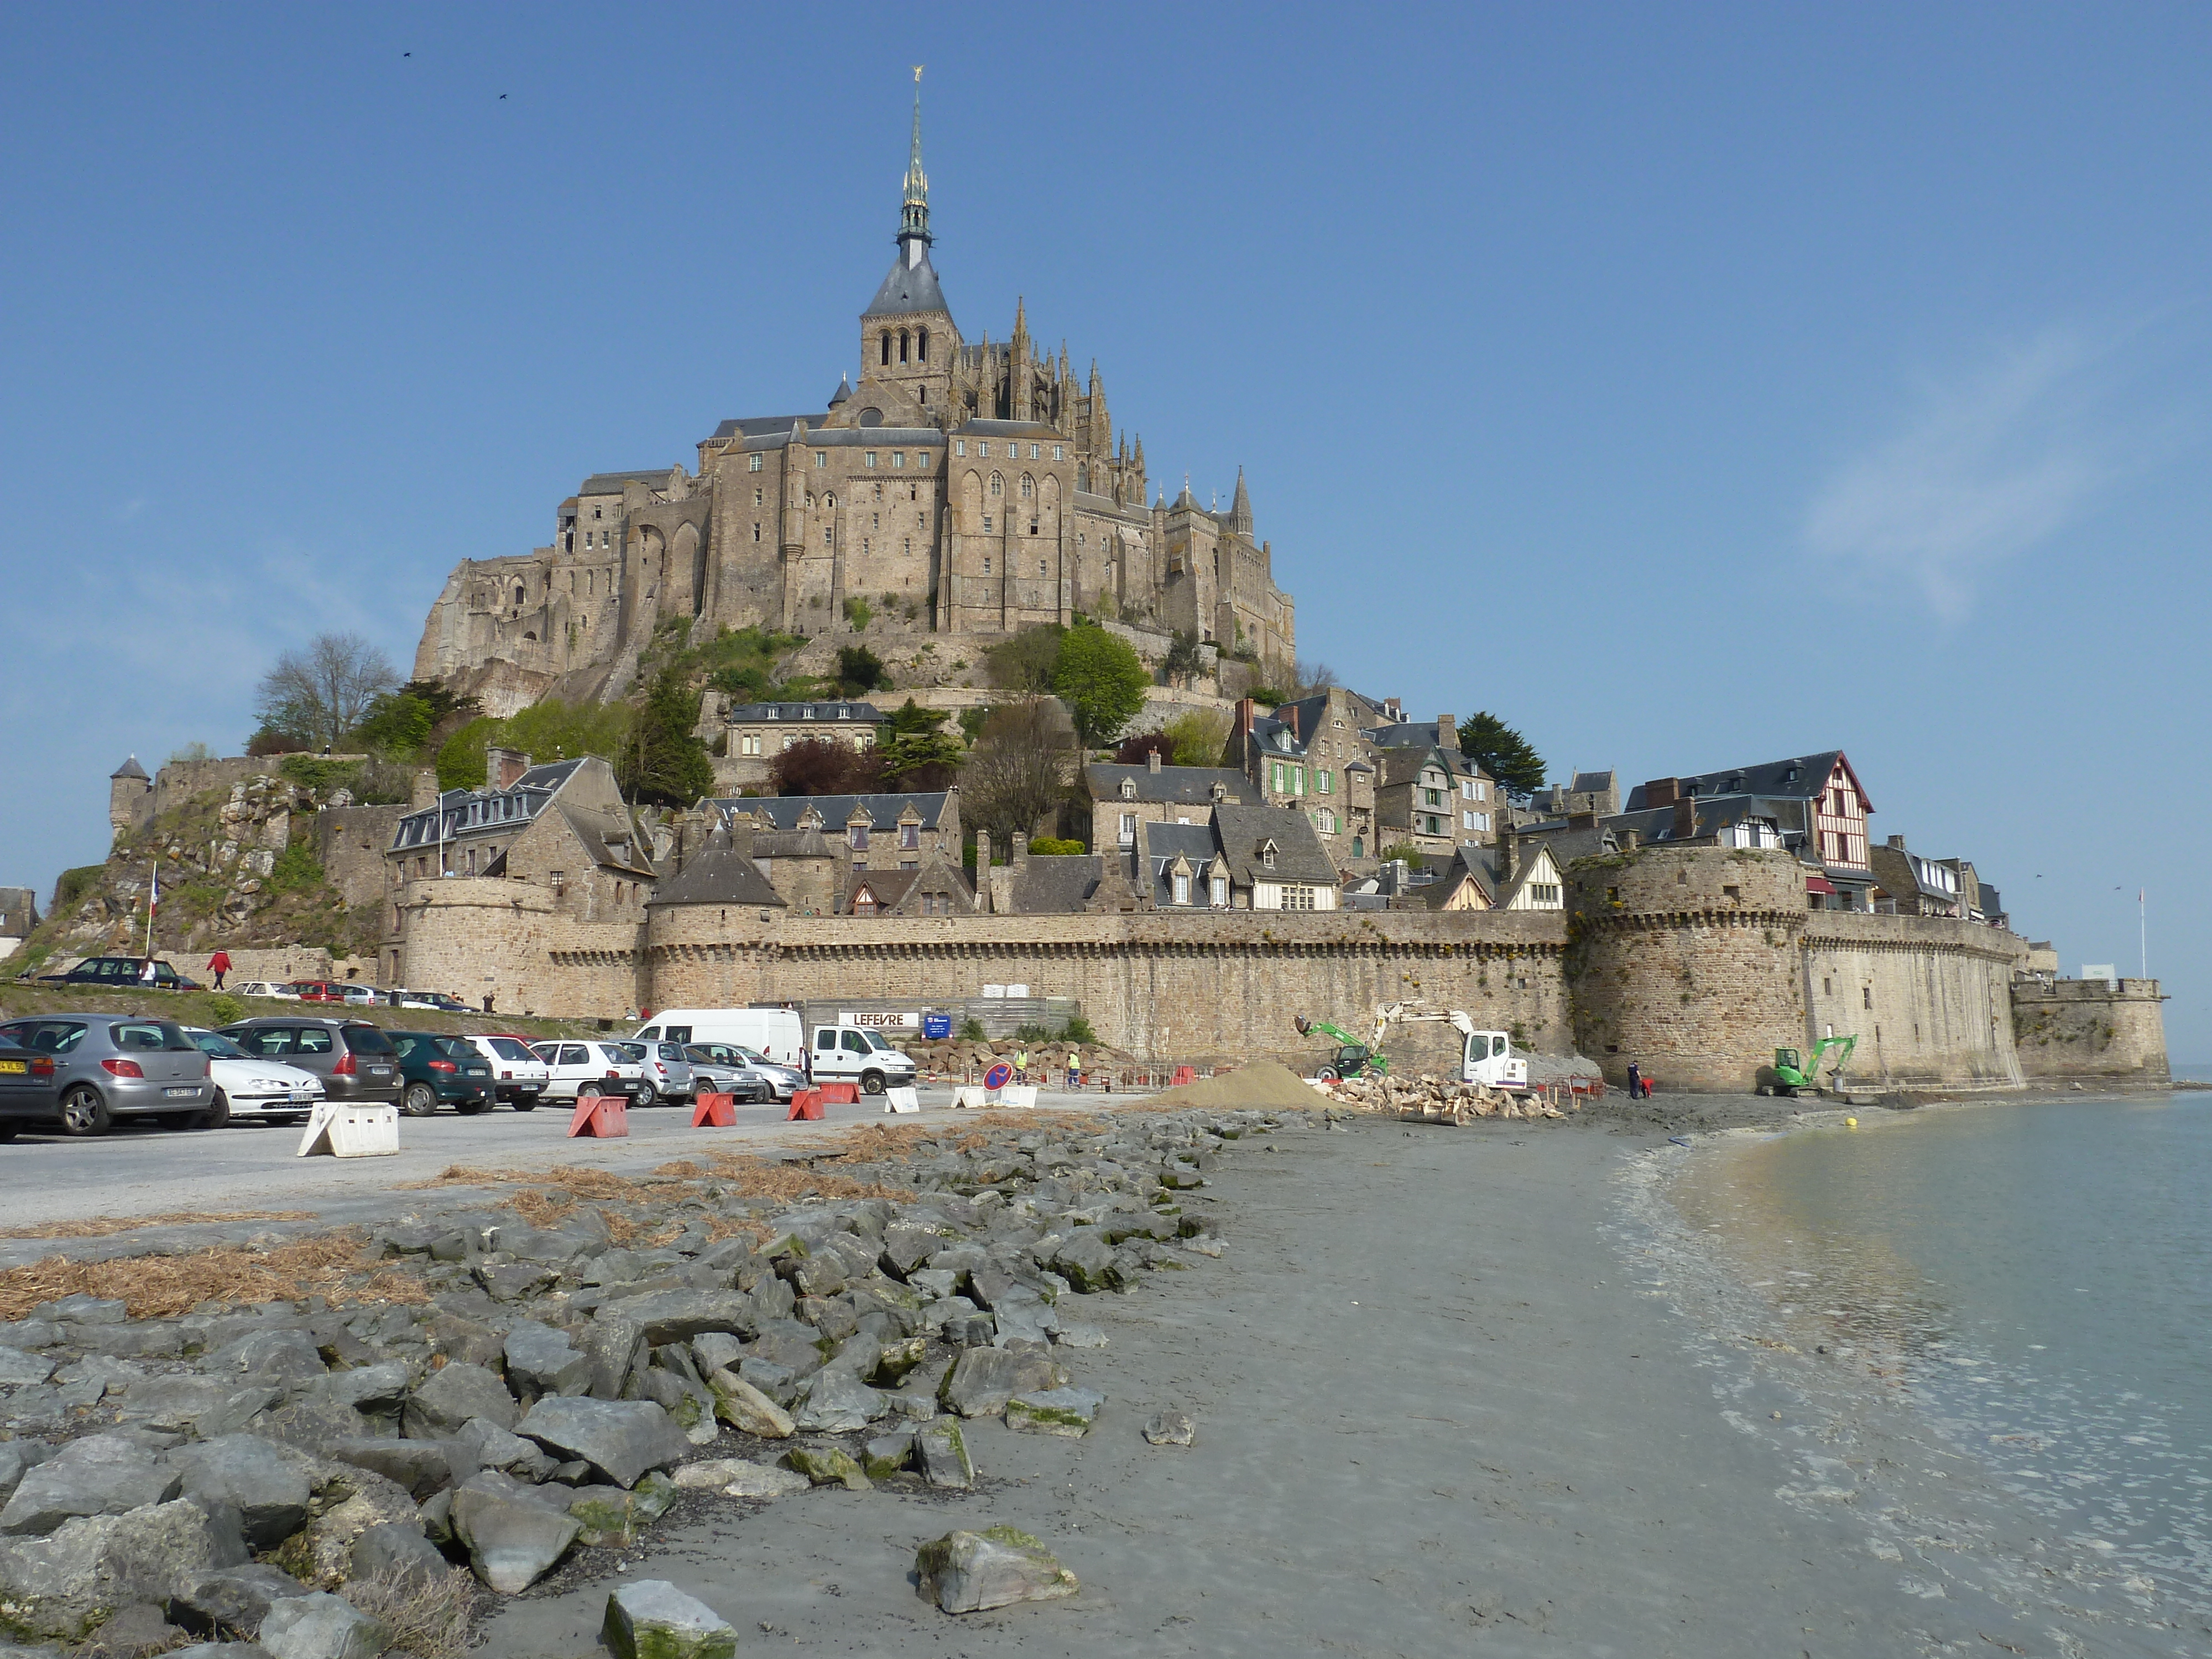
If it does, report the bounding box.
[472,1108,2131,1658]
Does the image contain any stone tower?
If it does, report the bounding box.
[858,70,961,419]
[109,755,152,846]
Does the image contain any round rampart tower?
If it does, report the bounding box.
[643,889,784,1012]
[1564,845,1806,1092]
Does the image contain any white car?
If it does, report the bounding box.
[339,984,380,1008]
[529,1040,645,1104]
[185,1026,325,1126]
[232,981,296,1000]
[461,1034,550,1110]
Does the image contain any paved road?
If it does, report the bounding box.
[0,1085,1127,1250]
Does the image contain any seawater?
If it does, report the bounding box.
[1658,1093,2212,1639]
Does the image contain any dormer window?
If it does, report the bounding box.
[1261,842,1278,870]
[1120,779,1137,800]
[1210,781,1228,802]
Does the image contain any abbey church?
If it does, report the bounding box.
[414,84,1297,713]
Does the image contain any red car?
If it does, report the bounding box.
[286,981,350,1004]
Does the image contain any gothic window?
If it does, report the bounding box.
[1076,465,1087,492]
[880,332,891,366]
[917,327,928,362]
[513,584,524,607]
[824,493,835,510]
[989,473,1003,497]
[1020,474,1034,498]
[899,330,909,363]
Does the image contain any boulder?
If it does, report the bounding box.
[688,1333,743,1376]
[862,1432,915,1481]
[165,1436,311,1548]
[1142,1410,1196,1447]
[401,1363,516,1438]
[937,1348,1068,1420]
[514,1398,690,1490]
[321,1439,471,1502]
[425,1313,504,1370]
[503,1322,591,1403]
[454,1418,557,1483]
[292,1470,418,1587]
[702,1369,794,1439]
[243,1397,372,1458]
[914,1418,974,1490]
[471,1262,555,1304]
[778,1447,869,1491]
[1005,1387,1103,1438]
[670,1459,808,1499]
[792,1369,885,1434]
[0,1348,55,1388]
[913,1526,1077,1615]
[206,1331,326,1389]
[71,1599,182,1656]
[447,1473,580,1594]
[582,1313,644,1401]
[35,1293,127,1324]
[601,1579,737,1659]
[170,1562,312,1639]
[564,1473,676,1548]
[257,1591,387,1659]
[346,1521,446,1589]
[0,1433,181,1535]
[0,1500,248,1641]
[1047,1229,1123,1294]
[599,1291,755,1348]
[988,1297,1060,1349]
[487,1224,594,1266]
[165,1645,273,1658]
[305,1363,411,1417]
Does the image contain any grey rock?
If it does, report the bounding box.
[601,1579,736,1659]
[514,1397,689,1490]
[166,1436,311,1548]
[1048,1229,1124,1293]
[745,1329,826,1380]
[670,1457,808,1498]
[778,1447,868,1491]
[323,1439,470,1501]
[563,1472,675,1547]
[1005,1387,1104,1437]
[779,1253,844,1298]
[119,1378,281,1438]
[416,1490,453,1548]
[0,1500,248,1641]
[290,1469,418,1588]
[35,1293,127,1324]
[1142,1409,1196,1446]
[879,1221,952,1277]
[735,1355,799,1401]
[487,1224,594,1266]
[0,1433,182,1536]
[914,1526,1078,1614]
[401,1362,516,1438]
[581,1313,644,1400]
[257,1591,387,1659]
[346,1521,446,1589]
[503,1321,591,1403]
[862,1431,915,1480]
[455,1418,556,1483]
[989,1297,1061,1349]
[0,1348,55,1387]
[306,1363,411,1416]
[168,1643,274,1658]
[447,1472,580,1594]
[74,1599,181,1656]
[470,1262,554,1303]
[1053,1322,1109,1349]
[627,1368,717,1447]
[242,1397,372,1457]
[702,1369,794,1439]
[424,1313,503,1369]
[915,1417,975,1490]
[207,1331,325,1388]
[170,1563,312,1639]
[688,1332,743,1375]
[937,1347,1068,1419]
[793,1369,885,1433]
[599,1291,755,1348]
[906,1267,959,1301]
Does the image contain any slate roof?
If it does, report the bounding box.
[1568,770,1616,795]
[1622,752,1860,811]
[1141,821,1223,907]
[750,826,834,861]
[111,755,149,781]
[847,868,921,911]
[1365,719,1460,751]
[722,701,886,726]
[957,420,1063,439]
[713,791,952,832]
[1211,802,1339,888]
[863,249,950,317]
[1008,854,1104,914]
[707,415,820,441]
[1603,794,1787,846]
[1086,764,1250,807]
[646,842,785,910]
[1521,823,1618,866]
[577,470,669,497]
[1249,715,1310,759]
[555,804,659,877]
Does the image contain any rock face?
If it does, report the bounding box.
[914,1526,1079,1614]
[258,1590,388,1659]
[515,1397,690,1490]
[166,1434,311,1548]
[448,1472,581,1594]
[0,1433,181,1535]
[0,1499,249,1640]
[401,1362,516,1438]
[601,1578,738,1659]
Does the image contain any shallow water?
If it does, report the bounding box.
[1664,1093,2212,1630]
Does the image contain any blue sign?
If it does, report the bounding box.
[984,1062,1014,1092]
[922,1013,953,1040]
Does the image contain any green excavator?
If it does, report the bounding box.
[1757,1034,1856,1098]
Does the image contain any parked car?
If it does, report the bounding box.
[529,1040,644,1104]
[633,1008,807,1071]
[616,1040,694,1107]
[284,982,351,1004]
[232,980,296,1000]
[387,1030,495,1117]
[338,984,380,1008]
[217,1018,403,1105]
[808,1024,919,1095]
[182,1026,324,1127]
[36,956,201,992]
[0,1032,62,1141]
[685,1041,797,1102]
[461,1034,549,1109]
[0,1014,214,1135]
[398,990,472,1013]
[682,1046,773,1104]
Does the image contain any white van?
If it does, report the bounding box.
[634,1009,807,1072]
[808,1024,919,1096]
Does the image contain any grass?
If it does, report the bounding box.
[0,1229,427,1322]
[0,1209,314,1241]
[342,1564,482,1659]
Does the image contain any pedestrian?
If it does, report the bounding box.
[1067,1056,1081,1091]
[1626,1060,1645,1100]
[206,950,231,991]
[1014,1046,1030,1084]
[139,957,158,985]
[482,992,495,1015]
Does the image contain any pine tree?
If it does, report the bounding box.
[620,670,715,807]
[1457,712,1546,795]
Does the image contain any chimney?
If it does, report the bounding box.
[973,830,991,905]
[1620,828,1641,851]
[1887,833,1907,849]
[1011,831,1029,870]
[1438,713,1454,749]
[1671,797,1698,841]
[488,747,531,791]
[1147,748,1162,774]
[1500,826,1519,884]
[1285,703,1300,739]
[1644,777,1681,808]
[1233,696,1256,743]
[409,769,439,810]
[1567,810,1597,831]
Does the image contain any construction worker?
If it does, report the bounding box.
[1014,1047,1030,1084]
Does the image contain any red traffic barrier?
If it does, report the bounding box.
[817,1082,859,1105]
[566,1094,628,1139]
[1170,1065,1197,1087]
[785,1088,825,1122]
[691,1092,735,1128]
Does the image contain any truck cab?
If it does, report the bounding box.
[808,1024,919,1095]
[1462,1030,1530,1092]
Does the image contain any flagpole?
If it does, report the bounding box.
[2140,888,2147,982]
[145,859,157,958]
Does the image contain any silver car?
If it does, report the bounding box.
[617,1040,694,1107]
[0,1014,215,1136]
[686,1040,804,1102]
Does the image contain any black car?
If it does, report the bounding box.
[38,956,202,992]
[387,1030,495,1117]
[0,1032,61,1140]
[218,1018,403,1104]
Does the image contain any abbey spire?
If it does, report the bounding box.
[898,66,931,260]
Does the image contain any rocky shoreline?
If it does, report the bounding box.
[0,1104,1285,1657]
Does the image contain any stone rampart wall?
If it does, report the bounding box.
[316,806,408,918]
[2011,978,2171,1086]
[1802,914,2027,1089]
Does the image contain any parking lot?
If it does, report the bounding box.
[0,1083,1134,1241]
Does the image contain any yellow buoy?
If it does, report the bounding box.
[1845,1116,1858,1128]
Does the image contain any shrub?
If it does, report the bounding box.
[1058,1015,1098,1045]
[834,645,889,694]
[1028,836,1084,855]
[984,625,1063,693]
[957,1016,987,1042]
[1160,709,1230,768]
[51,865,106,915]
[204,993,246,1026]
[1376,841,1426,870]
[1011,1021,1051,1042]
[266,840,326,895]
[842,595,873,632]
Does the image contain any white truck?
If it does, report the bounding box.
[807,1024,920,1095]
[633,1008,808,1072]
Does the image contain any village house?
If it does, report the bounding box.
[1370,743,1496,866]
[1234,688,1383,864]
[1869,833,1963,918]
[1084,754,1251,871]
[703,698,888,790]
[1621,753,1875,910]
[845,846,975,918]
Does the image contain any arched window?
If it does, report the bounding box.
[899,330,909,363]
[880,332,891,366]
[1076,465,1088,492]
[1020,474,1034,498]
[989,472,1003,497]
[917,327,928,362]
[513,583,525,607]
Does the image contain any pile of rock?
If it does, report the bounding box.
[905,1036,1136,1082]
[0,1105,1281,1651]
[1327,1073,1569,1124]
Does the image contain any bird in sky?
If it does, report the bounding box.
[499,93,508,100]
[403,51,410,57]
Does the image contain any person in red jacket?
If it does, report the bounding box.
[206,950,231,991]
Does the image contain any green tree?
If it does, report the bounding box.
[984,623,1064,692]
[620,670,716,807]
[877,702,963,790]
[1457,712,1547,795]
[349,691,437,759]
[435,699,632,790]
[1160,708,1231,767]
[1051,624,1149,747]
[834,645,890,695]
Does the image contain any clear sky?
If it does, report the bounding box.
[3,5,2208,1052]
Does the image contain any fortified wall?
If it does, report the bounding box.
[2011,978,2171,1086]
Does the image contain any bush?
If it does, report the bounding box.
[769,735,885,797]
[842,595,873,632]
[203,993,246,1026]
[1027,836,1084,855]
[957,1016,987,1042]
[1247,685,1287,707]
[984,624,1063,693]
[1376,841,1427,870]
[1160,709,1231,768]
[1011,1021,1051,1042]
[266,839,325,895]
[1058,1015,1098,1045]
[51,865,106,915]
[835,645,889,694]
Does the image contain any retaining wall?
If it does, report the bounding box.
[2011,978,2170,1086]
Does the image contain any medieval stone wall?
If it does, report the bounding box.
[2011,978,2171,1086]
[1802,912,2026,1089]
[316,805,408,920]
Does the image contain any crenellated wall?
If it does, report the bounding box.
[1802,912,2026,1089]
[2011,978,2170,1086]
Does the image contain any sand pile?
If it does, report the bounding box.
[1139,1060,1324,1112]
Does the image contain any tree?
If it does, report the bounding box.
[984,623,1063,693]
[1458,712,1547,795]
[770,735,885,797]
[1113,732,1173,765]
[1289,658,1339,699]
[1051,624,1150,747]
[834,645,889,695]
[1160,708,1231,767]
[436,698,631,790]
[254,632,398,750]
[960,699,1073,849]
[620,669,716,807]
[875,701,962,791]
[1162,630,1204,682]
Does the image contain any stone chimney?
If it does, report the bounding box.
[1567,810,1598,831]
[973,831,991,909]
[1437,713,1454,748]
[1285,703,1301,739]
[488,747,531,791]
[409,769,439,810]
[1500,826,1519,885]
[1147,748,1162,775]
[1011,831,1029,870]
[1887,833,1908,849]
[1620,827,1641,851]
[1671,797,1698,841]
[1644,777,1681,808]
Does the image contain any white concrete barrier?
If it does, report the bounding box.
[993,1085,1038,1109]
[297,1103,400,1159]
[951,1087,989,1110]
[883,1086,921,1115]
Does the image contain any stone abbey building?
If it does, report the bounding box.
[414,85,1297,714]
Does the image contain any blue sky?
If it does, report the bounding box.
[4,4,2208,1053]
